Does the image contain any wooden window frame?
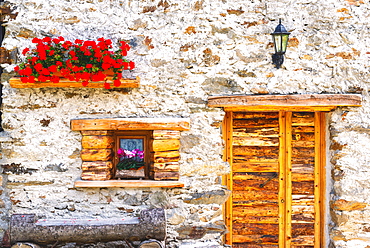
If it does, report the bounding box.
[114,131,152,179]
[71,118,190,188]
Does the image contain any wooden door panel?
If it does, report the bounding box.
[226,111,324,247]
[231,112,280,246]
[289,112,317,246]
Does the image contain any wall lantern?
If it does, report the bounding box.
[271,19,290,69]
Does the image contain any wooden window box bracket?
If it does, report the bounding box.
[9,76,140,89]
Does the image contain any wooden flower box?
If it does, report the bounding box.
[9,76,140,89]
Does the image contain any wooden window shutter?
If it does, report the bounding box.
[211,94,361,247]
[223,111,326,247]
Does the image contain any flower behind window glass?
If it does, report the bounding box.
[116,148,144,170]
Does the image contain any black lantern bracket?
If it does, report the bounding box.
[271,19,290,69]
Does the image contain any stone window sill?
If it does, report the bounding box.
[9,77,140,88]
[74,179,184,188]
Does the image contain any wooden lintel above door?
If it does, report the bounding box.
[208,94,362,112]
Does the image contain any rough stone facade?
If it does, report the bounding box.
[0,0,369,247]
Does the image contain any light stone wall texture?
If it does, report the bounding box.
[0,0,369,247]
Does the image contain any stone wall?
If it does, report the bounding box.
[0,0,369,247]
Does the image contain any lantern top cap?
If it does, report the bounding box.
[271,19,291,35]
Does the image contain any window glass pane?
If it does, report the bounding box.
[120,138,143,151]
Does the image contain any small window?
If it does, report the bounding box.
[114,131,151,179]
[71,118,189,187]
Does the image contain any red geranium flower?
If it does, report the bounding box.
[48,65,58,72]
[22,48,30,56]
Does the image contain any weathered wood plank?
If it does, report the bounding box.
[233,179,279,191]
[81,131,114,136]
[233,127,279,138]
[232,172,279,181]
[151,139,180,152]
[292,112,315,118]
[292,214,315,223]
[292,173,314,182]
[152,130,181,139]
[223,111,233,245]
[233,112,279,119]
[233,136,279,146]
[152,162,179,172]
[232,199,278,207]
[9,76,140,88]
[233,223,279,235]
[151,171,179,180]
[80,149,113,161]
[292,140,315,148]
[151,151,180,163]
[292,195,315,205]
[233,244,278,248]
[291,223,315,236]
[315,111,325,247]
[232,215,279,224]
[82,135,114,149]
[292,147,315,158]
[292,181,314,195]
[291,114,314,126]
[232,162,279,172]
[9,209,166,245]
[232,205,278,217]
[233,146,279,158]
[278,111,287,248]
[233,156,278,163]
[285,112,293,247]
[232,234,278,244]
[233,190,278,201]
[292,205,315,223]
[292,164,315,173]
[233,119,279,128]
[82,162,113,171]
[81,171,112,181]
[225,106,337,112]
[292,126,315,133]
[291,235,315,246]
[208,94,362,108]
[71,118,190,131]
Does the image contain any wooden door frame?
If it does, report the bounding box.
[222,111,327,247]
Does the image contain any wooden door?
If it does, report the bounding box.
[223,111,326,248]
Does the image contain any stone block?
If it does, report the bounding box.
[184,189,231,205]
[332,199,367,211]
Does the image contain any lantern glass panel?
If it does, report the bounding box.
[281,34,289,53]
[273,35,282,54]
